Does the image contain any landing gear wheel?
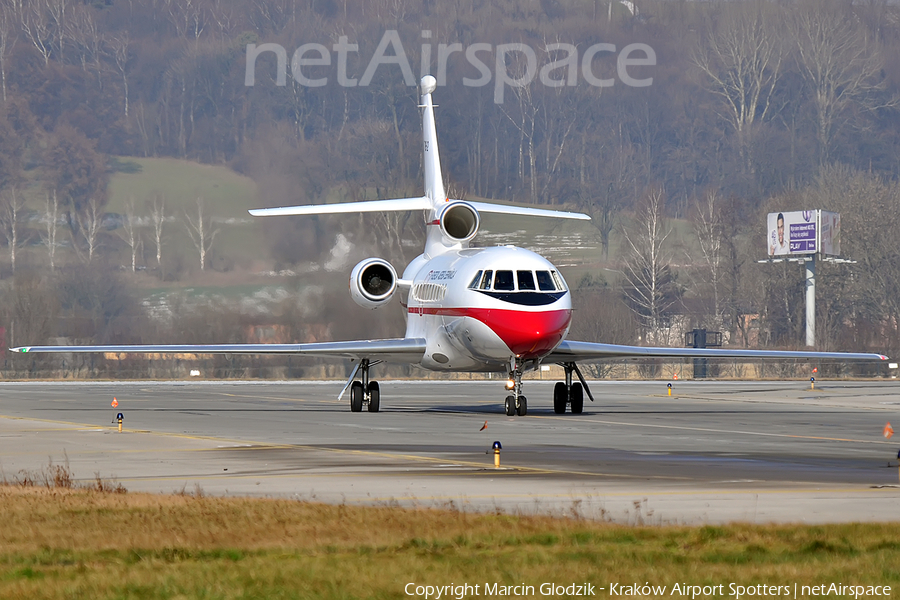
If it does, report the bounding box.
[553,382,567,414]
[505,395,517,416]
[367,381,380,412]
[571,382,584,414]
[350,381,364,412]
[516,396,527,416]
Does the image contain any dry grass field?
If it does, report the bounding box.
[1,465,899,600]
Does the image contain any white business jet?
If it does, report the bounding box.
[12,76,888,415]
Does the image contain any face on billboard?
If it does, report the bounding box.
[767,210,817,256]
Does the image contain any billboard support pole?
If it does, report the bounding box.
[805,256,815,348]
[762,210,852,349]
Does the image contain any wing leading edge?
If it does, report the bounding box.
[547,340,888,363]
[10,338,428,363]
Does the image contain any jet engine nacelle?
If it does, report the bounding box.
[439,201,480,244]
[350,258,397,309]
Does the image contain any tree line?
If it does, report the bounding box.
[0,0,897,376]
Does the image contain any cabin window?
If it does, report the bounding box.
[413,283,447,303]
[536,270,555,291]
[517,270,536,291]
[468,270,483,289]
[480,270,493,290]
[494,270,515,291]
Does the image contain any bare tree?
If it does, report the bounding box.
[117,198,139,272]
[794,2,895,164]
[183,196,219,271]
[693,3,785,172]
[569,285,635,378]
[0,186,27,271]
[107,32,130,117]
[20,1,52,65]
[40,191,59,271]
[164,0,205,40]
[7,271,57,351]
[690,190,726,329]
[0,4,15,102]
[148,195,166,268]
[74,195,104,264]
[45,0,70,65]
[621,189,679,345]
[68,5,105,88]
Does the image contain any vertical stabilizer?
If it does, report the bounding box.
[420,75,445,208]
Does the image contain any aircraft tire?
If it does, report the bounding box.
[571,382,584,414]
[517,396,527,416]
[367,381,380,412]
[553,382,567,414]
[350,381,364,412]
[505,395,516,416]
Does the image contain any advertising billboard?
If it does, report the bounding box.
[766,210,842,257]
[767,210,817,256]
[820,211,841,256]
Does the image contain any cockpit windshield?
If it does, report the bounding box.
[535,271,555,291]
[494,270,515,291]
[517,271,536,290]
[469,269,566,292]
[469,269,567,292]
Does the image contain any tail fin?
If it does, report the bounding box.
[249,75,590,226]
[420,75,445,208]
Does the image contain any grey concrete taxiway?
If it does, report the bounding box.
[1,379,899,524]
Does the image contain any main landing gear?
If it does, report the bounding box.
[504,367,527,416]
[348,359,381,413]
[553,362,593,414]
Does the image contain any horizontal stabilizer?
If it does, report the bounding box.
[249,197,432,217]
[467,201,590,221]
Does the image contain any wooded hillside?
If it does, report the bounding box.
[0,0,898,376]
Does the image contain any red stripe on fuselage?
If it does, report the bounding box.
[410,306,571,358]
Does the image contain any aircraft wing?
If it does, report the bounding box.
[546,340,888,363]
[10,338,428,363]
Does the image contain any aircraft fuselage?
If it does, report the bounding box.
[401,244,572,373]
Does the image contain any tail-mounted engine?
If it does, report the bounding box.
[350,258,397,309]
[439,201,480,244]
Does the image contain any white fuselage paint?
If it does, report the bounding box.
[398,243,573,373]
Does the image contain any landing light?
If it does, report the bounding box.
[506,380,515,389]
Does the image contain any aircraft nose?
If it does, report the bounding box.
[491,309,572,358]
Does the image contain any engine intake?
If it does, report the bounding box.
[440,202,480,243]
[350,258,397,309]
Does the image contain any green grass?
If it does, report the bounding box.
[107,157,258,219]
[105,157,266,270]
[1,488,899,599]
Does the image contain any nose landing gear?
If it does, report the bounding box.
[504,367,527,416]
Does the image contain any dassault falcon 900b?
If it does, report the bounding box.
[13,76,888,416]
